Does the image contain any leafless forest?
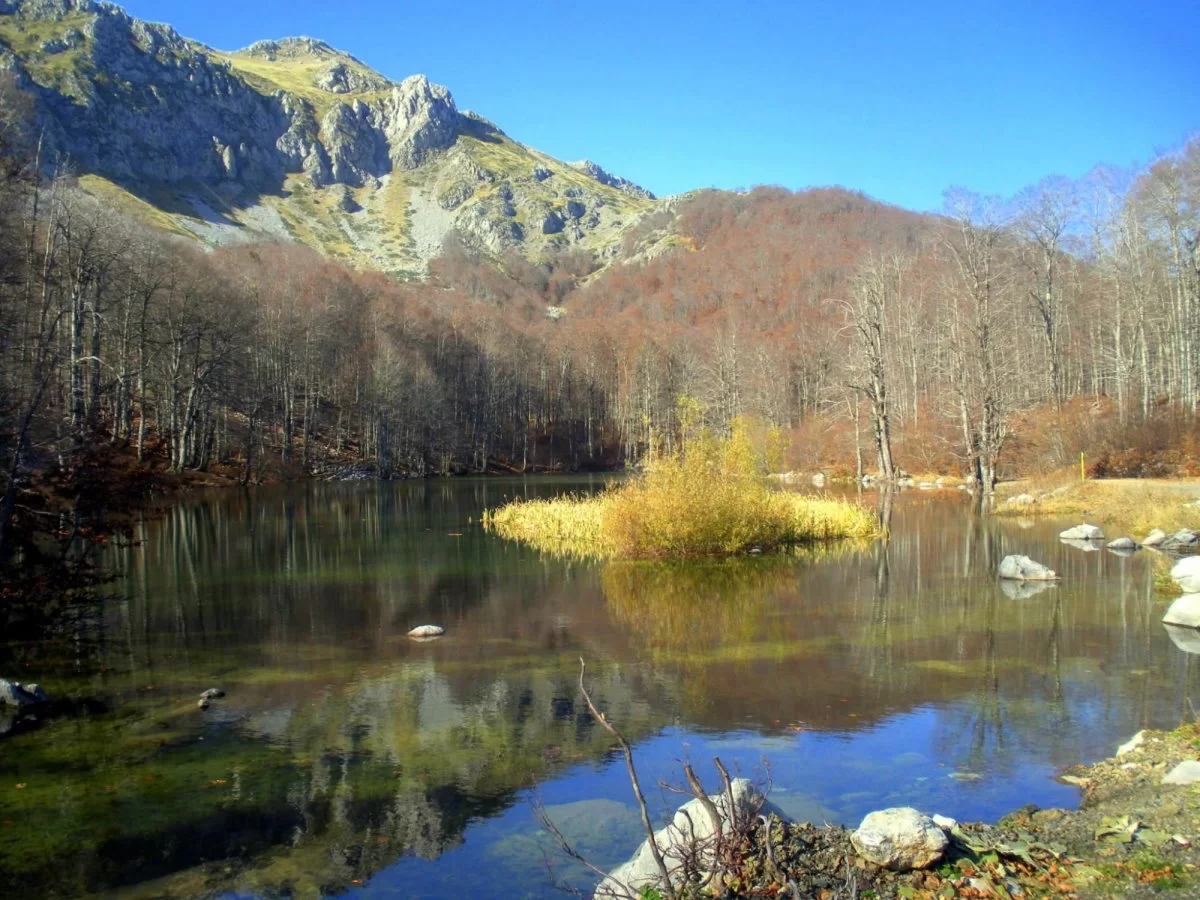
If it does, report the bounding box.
[0,65,1197,561]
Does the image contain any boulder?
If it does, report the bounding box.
[407,624,445,638]
[998,555,1058,582]
[811,472,827,488]
[0,679,49,709]
[1059,524,1104,541]
[1172,558,1200,594]
[1162,594,1200,628]
[1143,529,1168,547]
[1061,538,1100,552]
[851,807,948,871]
[1117,731,1147,756]
[1163,761,1200,786]
[597,778,774,898]
[1162,530,1199,553]
[1007,493,1035,506]
[1106,537,1139,551]
[200,688,225,701]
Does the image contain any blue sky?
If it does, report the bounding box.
[118,0,1197,210]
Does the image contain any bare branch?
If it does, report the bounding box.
[579,657,677,900]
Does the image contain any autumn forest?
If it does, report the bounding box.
[1,64,1198,564]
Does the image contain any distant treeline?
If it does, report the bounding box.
[1,63,1198,560]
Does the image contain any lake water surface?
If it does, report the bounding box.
[1,478,1196,898]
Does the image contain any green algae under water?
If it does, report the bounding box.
[1,478,1197,898]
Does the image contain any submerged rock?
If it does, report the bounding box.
[998,555,1058,582]
[851,807,948,871]
[1059,524,1104,541]
[0,679,49,709]
[597,778,774,897]
[1172,558,1200,594]
[407,624,445,638]
[1106,537,1139,551]
[200,688,226,701]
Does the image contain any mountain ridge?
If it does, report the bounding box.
[0,0,668,273]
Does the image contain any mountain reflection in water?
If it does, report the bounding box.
[0,478,1195,899]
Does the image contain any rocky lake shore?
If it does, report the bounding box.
[630,725,1200,899]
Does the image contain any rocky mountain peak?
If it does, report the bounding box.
[0,0,666,272]
[241,36,338,59]
[571,159,656,200]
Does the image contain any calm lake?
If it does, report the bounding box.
[1,478,1195,898]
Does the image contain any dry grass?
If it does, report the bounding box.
[995,476,1200,537]
[484,418,879,559]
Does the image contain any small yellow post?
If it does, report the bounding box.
[1080,451,1086,482]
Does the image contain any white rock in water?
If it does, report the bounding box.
[1163,594,1200,628]
[1117,730,1147,756]
[1163,760,1200,786]
[998,555,1058,582]
[1143,529,1168,547]
[851,807,948,871]
[1059,524,1104,541]
[596,778,774,898]
[407,625,445,638]
[1172,558,1200,594]
[1106,537,1139,551]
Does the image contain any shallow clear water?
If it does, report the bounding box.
[1,478,1195,898]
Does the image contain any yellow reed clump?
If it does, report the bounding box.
[484,416,879,559]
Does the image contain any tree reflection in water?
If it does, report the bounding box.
[3,481,1200,898]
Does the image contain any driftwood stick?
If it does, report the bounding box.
[579,658,677,900]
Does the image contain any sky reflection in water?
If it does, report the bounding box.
[1,478,1195,899]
